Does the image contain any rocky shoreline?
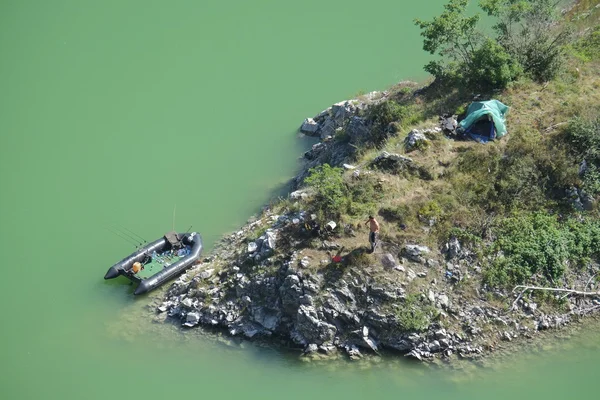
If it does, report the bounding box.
[155,92,600,362]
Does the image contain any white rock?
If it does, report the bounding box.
[183,312,200,327]
[428,290,436,303]
[343,164,357,170]
[199,269,215,279]
[438,294,450,309]
[248,242,258,253]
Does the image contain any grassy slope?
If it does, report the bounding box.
[270,2,600,318]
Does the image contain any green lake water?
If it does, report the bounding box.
[1,1,598,399]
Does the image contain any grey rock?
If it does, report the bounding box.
[428,290,436,303]
[362,336,379,353]
[252,306,280,331]
[345,344,362,360]
[290,189,314,200]
[434,329,448,339]
[371,151,414,173]
[247,242,258,253]
[404,129,429,151]
[305,343,319,354]
[346,116,370,144]
[403,244,430,262]
[183,312,200,327]
[181,298,194,308]
[445,237,462,259]
[294,305,337,345]
[406,268,417,282]
[300,118,319,135]
[381,253,398,269]
[322,240,341,250]
[405,349,423,361]
[280,274,303,315]
[199,269,215,280]
[437,294,450,309]
[417,271,427,278]
[299,257,310,269]
[262,231,277,251]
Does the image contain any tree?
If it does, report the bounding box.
[414,0,481,83]
[414,0,520,91]
[479,0,570,81]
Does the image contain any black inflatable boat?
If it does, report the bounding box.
[104,231,203,295]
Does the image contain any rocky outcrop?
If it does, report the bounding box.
[156,93,600,364]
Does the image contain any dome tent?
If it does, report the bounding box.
[458,100,509,143]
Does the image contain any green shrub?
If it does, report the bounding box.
[571,25,600,62]
[467,38,522,91]
[396,295,437,332]
[366,100,411,146]
[304,164,348,220]
[481,0,570,82]
[347,175,383,217]
[484,213,600,288]
[563,117,600,196]
[418,200,443,222]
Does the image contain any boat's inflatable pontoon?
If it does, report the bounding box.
[104,231,202,295]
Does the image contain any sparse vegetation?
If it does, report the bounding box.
[294,0,600,296]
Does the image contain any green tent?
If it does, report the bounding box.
[458,100,509,142]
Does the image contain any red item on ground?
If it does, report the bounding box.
[332,255,342,263]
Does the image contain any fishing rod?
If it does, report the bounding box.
[105,227,139,247]
[110,225,144,247]
[118,225,147,244]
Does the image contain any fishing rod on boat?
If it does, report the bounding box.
[105,227,140,248]
[110,225,145,248]
[118,225,147,245]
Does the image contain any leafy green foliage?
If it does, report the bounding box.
[467,38,522,90]
[396,295,438,332]
[416,0,569,89]
[571,25,600,62]
[304,164,347,220]
[480,0,570,82]
[366,101,412,146]
[563,117,600,196]
[484,213,600,287]
[414,0,480,72]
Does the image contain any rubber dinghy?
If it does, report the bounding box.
[104,231,203,295]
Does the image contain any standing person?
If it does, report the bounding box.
[365,215,380,253]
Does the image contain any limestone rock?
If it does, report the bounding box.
[404,129,429,151]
